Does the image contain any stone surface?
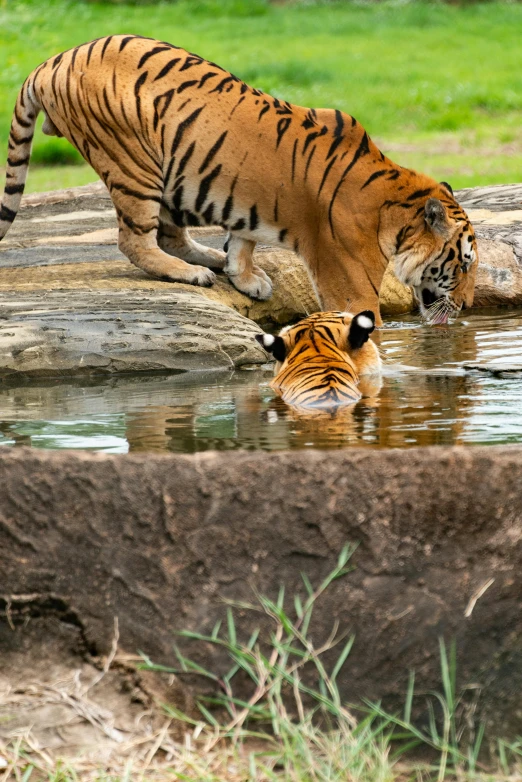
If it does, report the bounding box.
[458,184,522,308]
[0,288,266,379]
[1,445,522,736]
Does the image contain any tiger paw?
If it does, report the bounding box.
[229,270,273,300]
[190,266,217,287]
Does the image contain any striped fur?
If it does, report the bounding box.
[1,36,477,322]
[257,311,381,410]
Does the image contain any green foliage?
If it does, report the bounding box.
[29,137,83,166]
[1,0,522,190]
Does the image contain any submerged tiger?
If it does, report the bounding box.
[0,35,477,324]
[256,311,381,409]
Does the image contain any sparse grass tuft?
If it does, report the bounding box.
[2,546,522,780]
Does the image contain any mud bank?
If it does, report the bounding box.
[1,445,521,736]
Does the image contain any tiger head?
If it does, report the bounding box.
[381,182,478,325]
[255,311,382,410]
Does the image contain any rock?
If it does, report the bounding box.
[379,260,415,316]
[457,184,522,308]
[0,288,266,379]
[2,445,522,736]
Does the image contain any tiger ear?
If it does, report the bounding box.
[425,198,450,237]
[440,181,453,196]
[348,311,375,350]
[255,333,286,362]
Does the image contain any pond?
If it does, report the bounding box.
[1,307,522,453]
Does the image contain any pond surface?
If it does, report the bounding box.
[1,307,522,452]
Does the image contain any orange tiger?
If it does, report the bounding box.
[256,311,381,409]
[0,35,477,325]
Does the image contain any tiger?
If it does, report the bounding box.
[255,310,381,409]
[0,35,478,326]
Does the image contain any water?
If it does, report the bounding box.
[1,307,522,452]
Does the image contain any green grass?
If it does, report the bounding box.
[1,0,522,192]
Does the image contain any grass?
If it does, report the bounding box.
[1,0,522,192]
[2,544,522,781]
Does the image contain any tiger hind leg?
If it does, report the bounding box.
[158,209,226,270]
[114,195,215,286]
[224,235,272,300]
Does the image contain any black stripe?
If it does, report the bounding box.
[229,95,245,117]
[195,164,222,211]
[154,58,181,81]
[52,52,63,69]
[302,125,327,156]
[202,202,214,224]
[198,72,218,89]
[180,55,203,72]
[221,177,237,222]
[326,109,345,158]
[101,36,113,61]
[273,196,278,222]
[304,145,316,181]
[361,169,388,190]
[134,71,148,95]
[177,98,192,113]
[119,36,135,52]
[0,205,17,222]
[291,138,298,183]
[249,204,258,231]
[7,156,30,167]
[164,157,176,189]
[198,131,228,174]
[178,80,198,94]
[407,188,432,201]
[175,141,196,177]
[153,89,175,130]
[279,228,288,243]
[4,184,25,195]
[110,182,162,202]
[328,131,370,237]
[317,155,337,196]
[276,117,291,149]
[14,109,32,129]
[9,132,33,145]
[210,76,237,94]
[232,218,245,231]
[222,195,233,222]
[170,106,204,156]
[258,102,270,122]
[138,46,171,69]
[86,39,98,66]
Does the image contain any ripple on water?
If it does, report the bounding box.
[1,307,522,452]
